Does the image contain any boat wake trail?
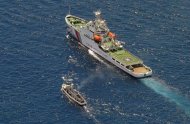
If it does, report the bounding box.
[83,106,102,124]
[141,78,190,116]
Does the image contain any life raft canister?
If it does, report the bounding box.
[108,32,116,39]
[93,34,102,42]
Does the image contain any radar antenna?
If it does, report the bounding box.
[94,10,101,19]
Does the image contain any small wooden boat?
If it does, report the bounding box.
[61,82,87,106]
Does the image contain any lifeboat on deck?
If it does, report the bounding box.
[93,34,102,42]
[108,32,116,39]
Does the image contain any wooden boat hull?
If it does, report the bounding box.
[61,84,87,106]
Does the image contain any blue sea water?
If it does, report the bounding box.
[1,0,190,123]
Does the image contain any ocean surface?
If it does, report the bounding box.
[1,0,190,123]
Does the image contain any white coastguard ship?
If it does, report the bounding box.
[65,10,152,78]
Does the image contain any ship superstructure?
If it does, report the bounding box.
[65,10,152,78]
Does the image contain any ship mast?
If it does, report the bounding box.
[94,10,109,34]
[68,5,71,15]
[94,10,102,20]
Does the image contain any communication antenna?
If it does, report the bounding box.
[68,5,71,15]
[65,0,71,15]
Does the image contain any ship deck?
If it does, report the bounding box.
[109,49,142,66]
[66,16,87,29]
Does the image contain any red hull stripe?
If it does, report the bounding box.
[75,30,81,42]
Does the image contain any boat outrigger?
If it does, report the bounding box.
[65,10,152,78]
[61,82,87,106]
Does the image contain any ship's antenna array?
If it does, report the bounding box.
[94,9,101,19]
[65,0,71,15]
[68,5,71,15]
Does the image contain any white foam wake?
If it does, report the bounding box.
[141,78,190,116]
[83,106,102,124]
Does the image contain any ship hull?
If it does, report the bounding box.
[61,84,87,106]
[65,15,152,78]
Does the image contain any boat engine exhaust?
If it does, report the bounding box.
[141,78,190,116]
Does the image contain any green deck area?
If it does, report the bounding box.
[109,49,142,66]
[102,41,113,47]
[67,17,87,29]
